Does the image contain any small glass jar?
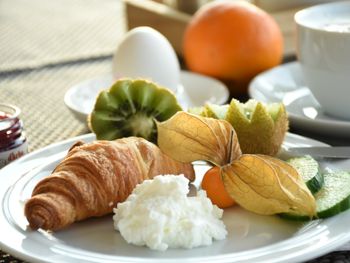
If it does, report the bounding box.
[0,103,28,169]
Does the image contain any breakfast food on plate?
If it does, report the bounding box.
[281,170,350,220]
[281,156,350,220]
[114,175,227,251]
[201,166,235,208]
[88,78,182,144]
[287,155,323,194]
[24,137,195,231]
[183,1,283,95]
[190,99,288,156]
[221,154,316,216]
[157,112,316,218]
[226,99,288,155]
[157,111,242,166]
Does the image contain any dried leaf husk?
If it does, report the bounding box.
[157,111,242,166]
[222,154,316,217]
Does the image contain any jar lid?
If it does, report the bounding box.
[0,103,21,133]
[0,103,20,120]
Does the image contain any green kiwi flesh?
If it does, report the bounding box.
[89,78,182,144]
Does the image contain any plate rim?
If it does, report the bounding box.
[2,133,350,263]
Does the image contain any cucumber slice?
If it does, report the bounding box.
[287,155,323,194]
[315,171,350,218]
[281,171,350,220]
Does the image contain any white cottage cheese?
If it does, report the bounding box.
[113,174,227,251]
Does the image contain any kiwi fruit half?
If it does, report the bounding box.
[88,78,182,144]
[191,99,288,156]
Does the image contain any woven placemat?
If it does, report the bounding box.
[0,58,112,151]
[0,58,112,262]
[0,0,126,73]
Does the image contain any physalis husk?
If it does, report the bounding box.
[157,111,316,217]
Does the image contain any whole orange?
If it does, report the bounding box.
[183,1,283,96]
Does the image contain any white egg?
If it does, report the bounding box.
[112,27,180,93]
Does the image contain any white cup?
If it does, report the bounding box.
[295,1,350,120]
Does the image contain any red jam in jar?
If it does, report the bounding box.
[0,104,28,169]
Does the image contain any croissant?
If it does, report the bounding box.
[24,137,195,231]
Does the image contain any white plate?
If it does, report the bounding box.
[248,61,350,138]
[64,71,229,123]
[2,133,350,263]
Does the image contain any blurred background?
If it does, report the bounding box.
[0,0,333,75]
[0,0,342,153]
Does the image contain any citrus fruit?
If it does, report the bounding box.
[201,166,235,208]
[183,1,283,95]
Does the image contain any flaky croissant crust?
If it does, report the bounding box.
[24,137,195,231]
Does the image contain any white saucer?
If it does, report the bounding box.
[249,61,350,138]
[64,71,229,123]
